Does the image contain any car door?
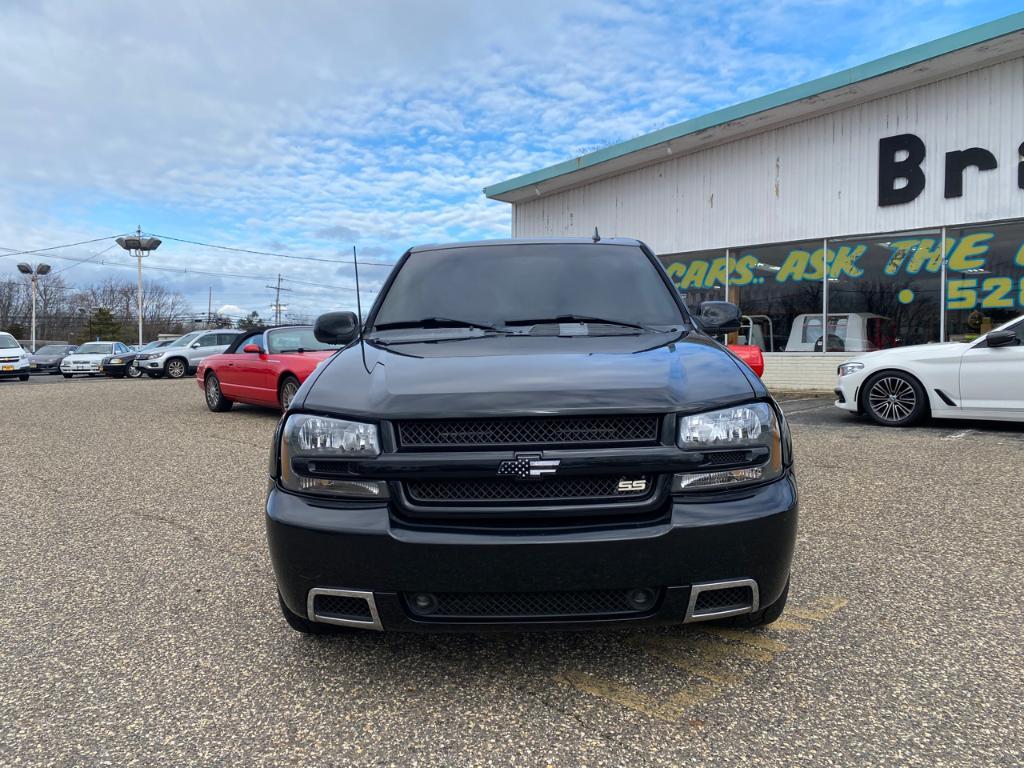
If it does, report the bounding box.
[958,319,1024,418]
[226,332,276,403]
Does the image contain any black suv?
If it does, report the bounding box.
[267,238,796,633]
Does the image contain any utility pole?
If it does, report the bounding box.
[115,227,161,346]
[266,273,292,325]
[208,287,212,327]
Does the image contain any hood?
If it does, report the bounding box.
[845,341,969,365]
[63,352,111,363]
[301,332,760,419]
[29,353,63,362]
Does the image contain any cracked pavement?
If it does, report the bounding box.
[1,377,1022,766]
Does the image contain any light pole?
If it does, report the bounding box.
[16,262,51,352]
[115,227,161,346]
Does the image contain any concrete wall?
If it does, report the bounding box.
[760,354,844,393]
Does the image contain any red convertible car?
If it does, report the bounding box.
[197,326,341,412]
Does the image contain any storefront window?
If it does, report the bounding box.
[828,232,941,350]
[945,221,1024,341]
[659,250,727,310]
[727,241,823,352]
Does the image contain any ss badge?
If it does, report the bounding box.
[617,479,648,493]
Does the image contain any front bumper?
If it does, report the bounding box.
[267,474,798,632]
[0,361,31,377]
[136,358,166,371]
[834,376,863,412]
[102,362,132,376]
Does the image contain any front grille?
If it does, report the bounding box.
[694,586,753,612]
[312,594,373,621]
[403,588,662,620]
[395,414,660,449]
[405,475,652,505]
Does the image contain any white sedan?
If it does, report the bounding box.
[835,314,1024,426]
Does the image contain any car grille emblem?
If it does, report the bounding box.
[497,453,560,480]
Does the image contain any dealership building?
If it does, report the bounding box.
[485,14,1024,390]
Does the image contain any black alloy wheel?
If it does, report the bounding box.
[862,371,927,427]
[204,373,232,412]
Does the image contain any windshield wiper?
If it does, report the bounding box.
[373,317,515,334]
[503,314,672,333]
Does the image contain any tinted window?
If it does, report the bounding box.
[168,331,202,348]
[75,343,113,355]
[373,244,684,329]
[196,334,220,348]
[217,333,240,345]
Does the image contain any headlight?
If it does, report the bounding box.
[674,403,782,491]
[279,414,387,498]
[109,358,123,364]
[837,362,864,377]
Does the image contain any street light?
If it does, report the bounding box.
[16,262,51,352]
[115,227,161,346]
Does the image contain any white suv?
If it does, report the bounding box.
[0,332,30,381]
[134,329,241,379]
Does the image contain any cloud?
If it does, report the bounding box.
[0,0,1012,316]
[314,225,361,241]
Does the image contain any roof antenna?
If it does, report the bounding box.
[592,227,601,243]
[353,245,371,374]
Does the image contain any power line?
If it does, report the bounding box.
[50,244,119,276]
[148,232,397,268]
[0,235,127,259]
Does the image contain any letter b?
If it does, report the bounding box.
[878,134,926,206]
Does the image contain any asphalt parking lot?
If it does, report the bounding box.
[1,378,1022,767]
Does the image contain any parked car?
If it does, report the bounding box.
[198,326,342,411]
[101,339,174,379]
[835,313,1024,427]
[60,341,130,378]
[134,329,241,379]
[785,312,896,352]
[266,237,796,635]
[0,332,31,381]
[728,344,764,377]
[28,343,77,374]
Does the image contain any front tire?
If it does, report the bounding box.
[145,371,164,379]
[165,358,188,379]
[862,371,927,427]
[62,374,73,379]
[204,373,232,412]
[278,375,300,410]
[127,365,143,379]
[18,374,29,381]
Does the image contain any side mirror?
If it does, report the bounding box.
[697,301,742,333]
[190,341,201,348]
[314,311,360,345]
[985,329,1018,348]
[243,344,262,354]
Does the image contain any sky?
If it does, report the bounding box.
[0,0,1020,323]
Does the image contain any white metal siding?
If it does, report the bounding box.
[513,57,1024,253]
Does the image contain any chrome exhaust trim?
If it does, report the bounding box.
[307,588,382,631]
[684,578,759,623]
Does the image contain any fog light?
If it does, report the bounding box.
[626,588,656,611]
[410,593,438,615]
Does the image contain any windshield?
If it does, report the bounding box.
[267,327,341,353]
[371,243,684,334]
[35,345,72,354]
[140,340,171,351]
[74,343,113,355]
[168,331,202,348]
[0,335,20,349]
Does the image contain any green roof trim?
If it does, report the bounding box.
[484,11,1024,199]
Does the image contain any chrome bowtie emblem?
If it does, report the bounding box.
[497,453,560,480]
